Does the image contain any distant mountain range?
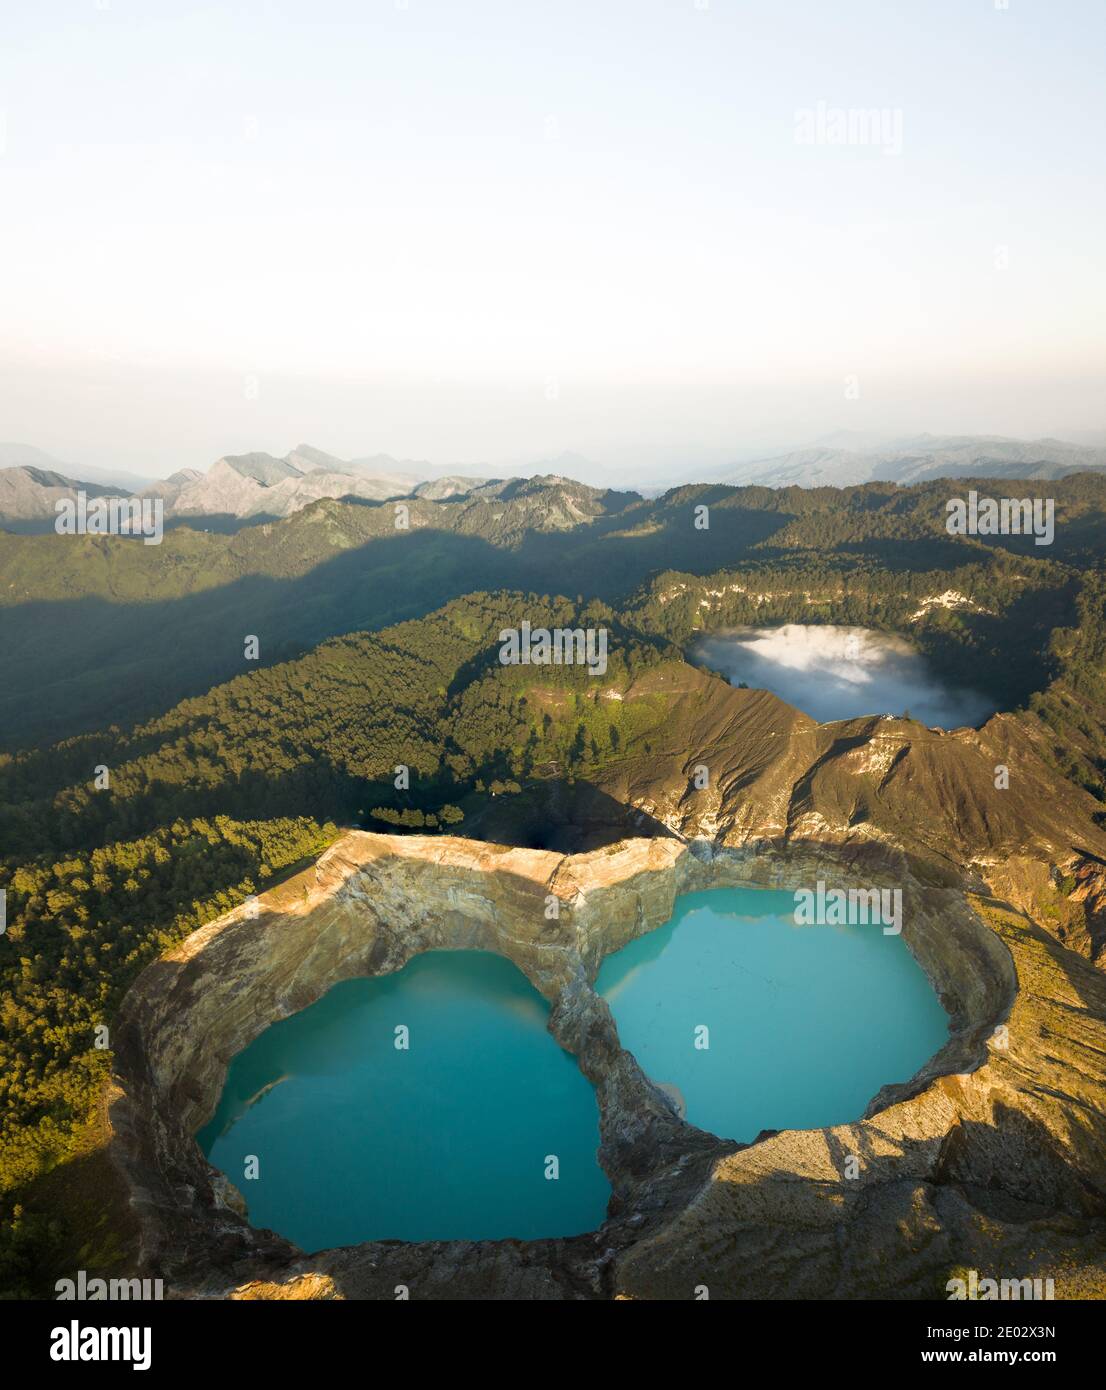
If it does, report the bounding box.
[2,433,1105,531]
[0,464,127,527]
[719,433,1106,488]
[0,443,157,494]
[153,451,409,521]
[0,443,499,529]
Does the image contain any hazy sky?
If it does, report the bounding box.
[1,0,1103,479]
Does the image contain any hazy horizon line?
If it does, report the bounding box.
[4,422,1106,491]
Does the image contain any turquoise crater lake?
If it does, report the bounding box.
[198,951,610,1251]
[596,887,949,1143]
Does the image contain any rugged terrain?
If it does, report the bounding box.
[102,674,1106,1299]
[3,465,1104,1299]
[5,467,1105,751]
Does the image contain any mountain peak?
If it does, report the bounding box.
[216,453,304,486]
[285,444,348,473]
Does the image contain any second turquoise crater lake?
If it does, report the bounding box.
[596,886,949,1142]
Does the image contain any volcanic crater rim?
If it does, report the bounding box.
[104,829,1023,1297]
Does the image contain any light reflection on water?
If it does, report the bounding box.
[691,624,994,727]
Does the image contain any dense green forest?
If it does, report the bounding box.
[0,593,669,862]
[2,471,1105,1293]
[1022,570,1106,807]
[629,550,1080,712]
[0,816,336,1202]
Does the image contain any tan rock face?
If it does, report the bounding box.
[106,825,1106,1300]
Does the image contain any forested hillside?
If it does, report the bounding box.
[4,472,1104,749]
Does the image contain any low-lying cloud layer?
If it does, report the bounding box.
[692,625,995,729]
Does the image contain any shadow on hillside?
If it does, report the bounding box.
[1,749,675,862]
[459,778,677,853]
[163,512,280,534]
[932,1101,1106,1219]
[704,1099,1106,1301]
[0,502,792,751]
[749,531,999,572]
[6,1131,142,1299]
